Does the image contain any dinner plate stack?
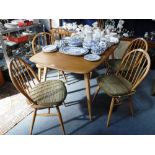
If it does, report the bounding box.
[42,45,57,53]
[68,38,82,47]
[59,46,88,56]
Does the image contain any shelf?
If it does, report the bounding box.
[0,23,42,35]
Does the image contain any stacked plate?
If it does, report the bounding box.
[59,46,88,56]
[68,38,82,47]
[42,45,57,53]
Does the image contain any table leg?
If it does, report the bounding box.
[84,73,92,120]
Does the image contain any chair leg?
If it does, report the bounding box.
[61,71,67,83]
[90,72,93,78]
[128,97,134,116]
[105,67,111,75]
[43,67,48,82]
[48,108,50,114]
[92,86,100,104]
[56,106,66,135]
[30,109,37,135]
[106,98,115,128]
[38,68,41,81]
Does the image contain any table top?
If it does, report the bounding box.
[30,45,117,74]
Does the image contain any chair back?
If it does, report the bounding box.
[116,49,151,90]
[97,19,104,30]
[123,38,148,58]
[8,57,39,104]
[50,28,72,40]
[32,32,54,55]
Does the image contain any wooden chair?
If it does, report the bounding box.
[50,28,72,80]
[97,19,104,30]
[32,32,66,82]
[93,49,151,127]
[50,28,72,40]
[106,38,148,74]
[8,57,67,135]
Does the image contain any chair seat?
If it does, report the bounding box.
[29,80,67,107]
[97,74,132,97]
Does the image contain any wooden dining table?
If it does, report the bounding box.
[30,45,117,120]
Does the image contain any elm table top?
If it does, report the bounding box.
[30,45,117,74]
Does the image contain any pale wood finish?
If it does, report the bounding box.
[117,49,150,90]
[106,38,148,76]
[32,32,54,55]
[50,28,72,41]
[94,49,151,127]
[32,31,67,81]
[97,19,104,30]
[9,57,66,135]
[30,45,117,74]
[84,73,92,120]
[30,109,37,135]
[56,106,66,135]
[120,38,148,59]
[106,98,115,127]
[30,45,117,120]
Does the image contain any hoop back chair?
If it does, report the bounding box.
[106,38,148,73]
[50,28,72,41]
[50,28,72,80]
[31,32,54,81]
[32,32,67,82]
[97,19,104,30]
[93,49,151,127]
[9,57,67,135]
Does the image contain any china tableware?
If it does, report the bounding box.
[84,54,101,61]
[42,45,57,52]
[59,46,89,56]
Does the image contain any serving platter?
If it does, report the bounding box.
[59,46,89,56]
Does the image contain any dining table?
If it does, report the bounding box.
[30,45,117,120]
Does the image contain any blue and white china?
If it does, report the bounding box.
[59,46,89,56]
[84,54,101,61]
[109,37,119,44]
[42,45,57,52]
[55,40,66,48]
[93,28,102,40]
[92,22,98,28]
[68,38,82,47]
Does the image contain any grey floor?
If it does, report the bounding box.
[6,65,155,135]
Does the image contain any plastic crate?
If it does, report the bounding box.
[7,35,28,43]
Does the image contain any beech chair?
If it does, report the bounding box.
[32,32,66,82]
[93,49,151,127]
[50,28,72,80]
[50,28,72,41]
[97,19,104,30]
[106,38,148,74]
[9,57,67,135]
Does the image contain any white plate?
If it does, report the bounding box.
[42,45,57,53]
[59,46,88,56]
[84,54,101,61]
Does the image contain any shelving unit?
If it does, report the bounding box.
[0,23,43,71]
